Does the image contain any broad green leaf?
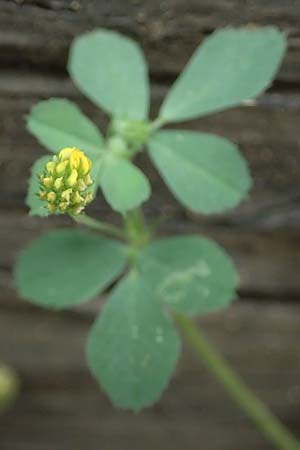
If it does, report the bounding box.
[160,27,286,122]
[99,157,151,212]
[15,230,126,309]
[68,29,149,120]
[87,272,180,410]
[137,235,238,315]
[26,155,51,217]
[27,98,104,157]
[148,131,251,214]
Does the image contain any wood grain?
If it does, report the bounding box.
[1,72,300,227]
[0,0,300,83]
[0,300,299,450]
[1,2,300,449]
[0,0,300,226]
[1,212,300,303]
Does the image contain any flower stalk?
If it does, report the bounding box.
[73,213,125,240]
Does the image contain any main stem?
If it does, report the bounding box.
[175,313,300,450]
[123,209,151,249]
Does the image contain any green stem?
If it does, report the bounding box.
[72,214,125,240]
[123,209,151,249]
[150,117,166,132]
[123,209,152,267]
[175,313,300,450]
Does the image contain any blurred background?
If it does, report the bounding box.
[1,1,300,449]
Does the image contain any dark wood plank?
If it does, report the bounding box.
[1,72,300,227]
[1,0,300,229]
[0,0,300,84]
[1,3,300,449]
[0,300,299,450]
[2,212,300,301]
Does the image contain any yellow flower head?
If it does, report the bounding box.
[39,147,94,215]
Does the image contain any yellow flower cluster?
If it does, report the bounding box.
[39,147,94,215]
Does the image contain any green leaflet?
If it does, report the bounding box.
[26,155,51,217]
[68,29,150,120]
[160,27,286,122]
[87,271,180,410]
[99,156,151,212]
[27,98,104,157]
[14,230,127,309]
[149,130,251,214]
[137,235,238,315]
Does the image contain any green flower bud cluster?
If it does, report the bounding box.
[110,118,151,152]
[39,147,94,215]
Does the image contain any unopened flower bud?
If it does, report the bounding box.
[78,179,87,191]
[61,188,72,202]
[54,177,63,190]
[46,161,56,174]
[84,192,94,205]
[56,160,69,175]
[59,202,68,212]
[38,147,94,215]
[46,191,56,203]
[39,191,47,200]
[73,191,84,204]
[67,169,78,187]
[47,204,57,213]
[41,177,53,189]
[84,173,93,186]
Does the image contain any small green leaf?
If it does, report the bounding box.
[15,230,127,309]
[26,155,51,217]
[149,131,251,214]
[160,27,286,122]
[99,157,151,212]
[86,272,180,410]
[27,98,104,157]
[137,235,238,315]
[68,29,149,120]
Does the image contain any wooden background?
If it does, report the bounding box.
[1,1,300,449]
